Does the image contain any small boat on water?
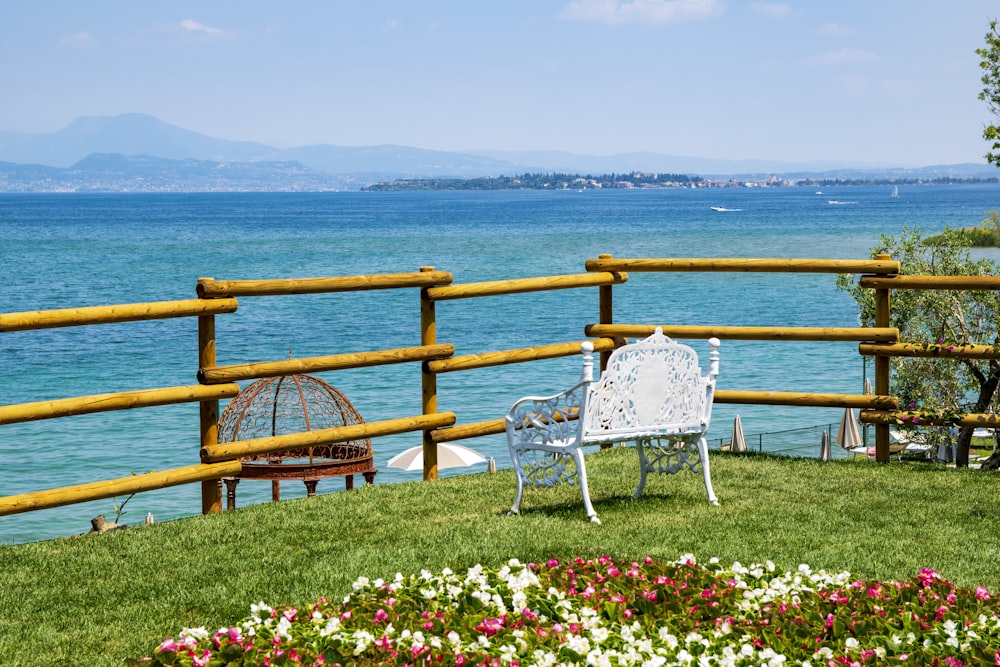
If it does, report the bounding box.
[891,185,899,198]
[710,206,743,212]
[827,200,858,205]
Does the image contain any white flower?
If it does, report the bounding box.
[319,616,340,637]
[566,634,591,655]
[179,627,209,641]
[845,637,859,649]
[657,628,678,648]
[351,576,370,592]
[532,649,557,667]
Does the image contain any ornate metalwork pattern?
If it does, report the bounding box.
[218,374,372,465]
[584,328,705,437]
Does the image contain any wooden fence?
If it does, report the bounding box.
[3,253,995,519]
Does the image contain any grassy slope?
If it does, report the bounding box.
[1,449,998,666]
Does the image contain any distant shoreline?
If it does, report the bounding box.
[362,174,1000,192]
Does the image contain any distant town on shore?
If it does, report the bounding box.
[361,172,1000,192]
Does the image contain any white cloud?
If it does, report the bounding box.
[58,31,96,48]
[812,48,878,66]
[179,18,227,36]
[818,22,854,37]
[559,0,723,25]
[750,3,791,19]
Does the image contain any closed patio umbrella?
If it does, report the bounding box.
[387,443,488,472]
[730,414,748,452]
[819,430,832,461]
[836,408,864,451]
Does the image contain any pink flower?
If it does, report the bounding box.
[374,609,389,623]
[976,585,991,600]
[547,558,559,568]
[157,638,178,653]
[474,616,504,637]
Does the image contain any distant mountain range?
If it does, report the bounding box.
[0,113,996,192]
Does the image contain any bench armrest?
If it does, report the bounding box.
[505,381,589,449]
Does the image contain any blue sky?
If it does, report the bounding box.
[2,1,998,166]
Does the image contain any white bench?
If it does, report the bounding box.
[505,328,721,523]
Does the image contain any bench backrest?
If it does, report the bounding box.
[582,328,720,442]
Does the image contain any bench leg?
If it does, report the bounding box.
[634,437,719,506]
[634,437,651,499]
[697,436,719,506]
[508,448,526,516]
[571,447,600,524]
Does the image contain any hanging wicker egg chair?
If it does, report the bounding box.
[217,374,376,508]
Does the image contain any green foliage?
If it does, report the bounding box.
[925,210,1000,246]
[2,450,1000,665]
[979,20,1000,166]
[836,225,1000,460]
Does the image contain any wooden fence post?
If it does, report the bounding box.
[198,278,224,512]
[874,254,892,463]
[598,253,614,372]
[420,266,439,481]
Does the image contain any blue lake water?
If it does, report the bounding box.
[2,184,999,544]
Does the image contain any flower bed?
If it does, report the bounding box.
[131,555,1000,666]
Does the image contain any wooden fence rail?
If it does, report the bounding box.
[196,272,454,297]
[585,257,901,274]
[0,384,240,425]
[586,324,899,343]
[425,272,627,301]
[0,298,238,332]
[0,461,243,517]
[199,344,456,384]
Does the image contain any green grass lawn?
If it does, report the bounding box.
[1,448,999,666]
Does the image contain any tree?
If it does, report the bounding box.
[978,20,1000,166]
[836,224,1000,468]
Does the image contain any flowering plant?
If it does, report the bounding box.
[130,554,1000,666]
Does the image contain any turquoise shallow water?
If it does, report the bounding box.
[2,184,999,544]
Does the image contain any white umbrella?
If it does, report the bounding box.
[386,443,487,472]
[836,408,864,451]
[730,415,748,452]
[863,377,873,395]
[819,431,832,461]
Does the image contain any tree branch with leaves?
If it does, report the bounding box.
[836,224,1000,468]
